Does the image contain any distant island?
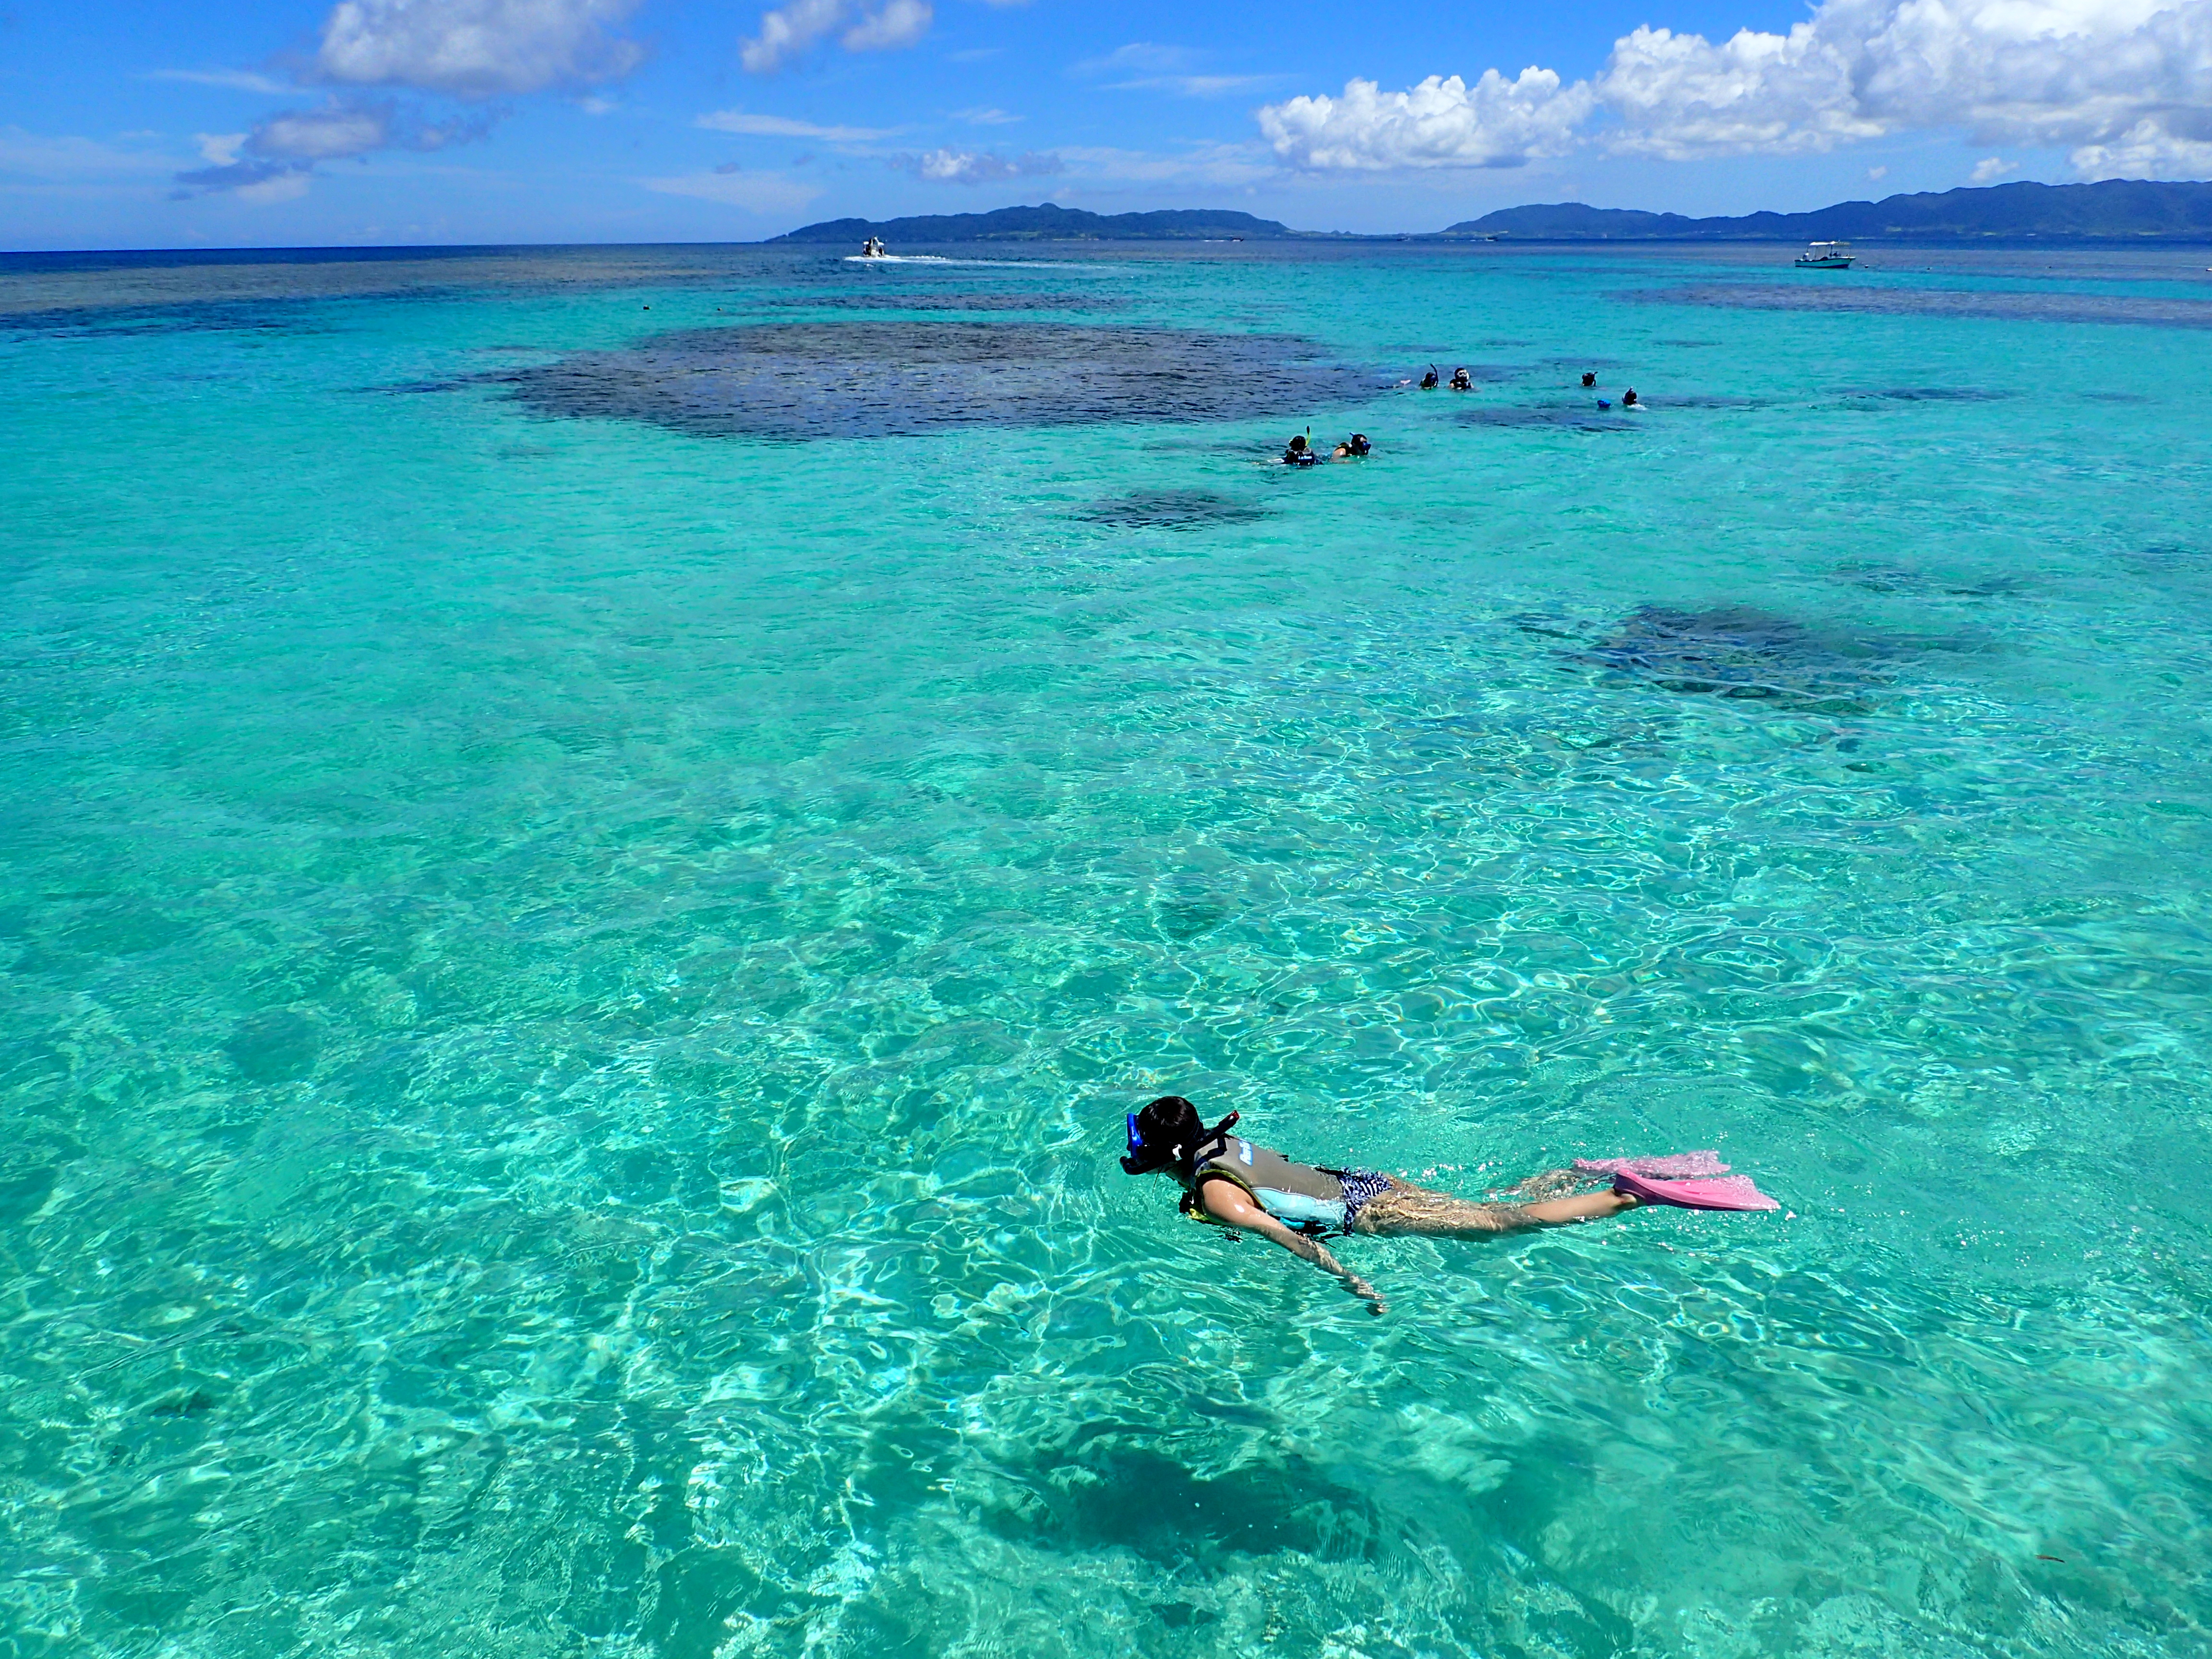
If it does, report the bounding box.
[1449,179,2212,241]
[770,204,1293,243]
[773,180,2212,245]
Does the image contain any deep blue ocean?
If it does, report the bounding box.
[3,238,2210,1657]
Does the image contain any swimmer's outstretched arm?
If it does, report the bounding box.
[1197,1179,1387,1315]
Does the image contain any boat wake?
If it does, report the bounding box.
[841,254,1123,272]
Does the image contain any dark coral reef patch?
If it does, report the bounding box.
[494,320,1378,441]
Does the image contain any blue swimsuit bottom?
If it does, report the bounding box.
[1257,1170,1394,1236]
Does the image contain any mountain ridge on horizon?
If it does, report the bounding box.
[772,178,2212,244]
[769,204,1295,243]
[1451,178,2212,240]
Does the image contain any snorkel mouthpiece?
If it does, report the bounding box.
[1119,1111,1149,1174]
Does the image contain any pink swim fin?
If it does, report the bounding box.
[1575,1151,1729,1179]
[1612,1167,1779,1213]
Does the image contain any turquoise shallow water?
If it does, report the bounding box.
[3,240,2211,1657]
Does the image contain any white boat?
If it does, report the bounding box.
[858,236,887,259]
[1795,240,1854,269]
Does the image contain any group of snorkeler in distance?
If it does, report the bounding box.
[1577,369,1641,410]
[1280,366,1644,468]
[1423,364,1639,408]
[1282,430,1371,466]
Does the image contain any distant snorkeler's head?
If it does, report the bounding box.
[1121,1095,1202,1175]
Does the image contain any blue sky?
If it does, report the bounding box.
[5,0,2209,248]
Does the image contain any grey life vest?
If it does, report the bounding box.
[1187,1133,1348,1232]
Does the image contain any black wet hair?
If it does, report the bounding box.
[1123,1095,1236,1177]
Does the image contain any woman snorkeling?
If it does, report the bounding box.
[1120,1096,1775,1314]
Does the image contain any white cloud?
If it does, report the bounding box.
[741,0,843,72]
[950,106,1020,125]
[842,0,931,52]
[1076,43,1197,75]
[1972,155,2018,181]
[171,156,313,198]
[1257,0,2212,180]
[1071,41,1271,95]
[2072,118,2212,178]
[171,98,494,196]
[267,100,493,160]
[145,68,299,94]
[152,0,651,204]
[237,170,315,204]
[893,146,1061,183]
[317,0,645,97]
[255,103,395,161]
[641,169,822,212]
[1867,164,1888,180]
[1108,74,1270,97]
[165,133,315,203]
[1597,22,1882,159]
[696,108,890,140]
[1259,71,1592,169]
[740,0,933,72]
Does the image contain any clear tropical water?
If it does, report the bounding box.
[3,239,2211,1658]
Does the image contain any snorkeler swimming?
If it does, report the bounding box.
[1120,1096,1776,1313]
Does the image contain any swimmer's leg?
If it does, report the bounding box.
[1491,1166,1588,1202]
[1354,1179,1634,1238]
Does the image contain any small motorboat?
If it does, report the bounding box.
[1795,240,1855,269]
[858,236,887,259]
